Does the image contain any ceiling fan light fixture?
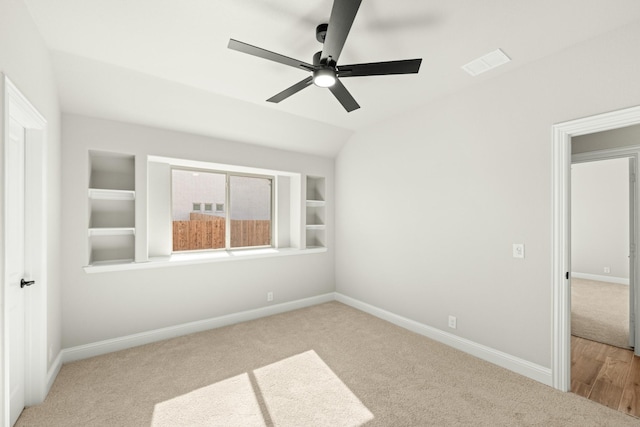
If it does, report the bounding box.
[313,68,336,87]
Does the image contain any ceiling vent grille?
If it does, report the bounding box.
[462,49,511,76]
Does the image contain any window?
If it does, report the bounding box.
[229,175,272,248]
[171,169,272,252]
[147,155,305,262]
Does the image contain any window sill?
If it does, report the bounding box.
[83,247,327,274]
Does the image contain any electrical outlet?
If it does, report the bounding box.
[604,267,611,274]
[267,291,273,302]
[512,243,525,259]
[448,315,457,329]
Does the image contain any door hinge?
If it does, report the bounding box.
[631,173,636,183]
[565,272,570,280]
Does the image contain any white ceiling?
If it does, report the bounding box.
[23,0,640,157]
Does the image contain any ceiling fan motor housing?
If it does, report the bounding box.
[313,51,336,70]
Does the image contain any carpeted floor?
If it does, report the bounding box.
[571,278,630,349]
[17,301,639,426]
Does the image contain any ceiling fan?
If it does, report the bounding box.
[228,0,422,112]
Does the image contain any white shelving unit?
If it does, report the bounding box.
[88,151,136,265]
[305,176,326,248]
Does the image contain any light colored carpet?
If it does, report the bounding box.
[571,278,630,349]
[17,301,639,426]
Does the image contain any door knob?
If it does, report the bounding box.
[20,278,35,288]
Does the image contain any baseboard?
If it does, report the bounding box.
[46,351,63,395]
[334,293,553,387]
[60,291,553,387]
[571,272,629,285]
[62,293,335,363]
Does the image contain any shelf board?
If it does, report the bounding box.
[306,200,326,207]
[88,227,136,237]
[88,258,135,268]
[89,188,135,200]
[306,224,326,230]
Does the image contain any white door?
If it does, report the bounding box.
[7,117,27,426]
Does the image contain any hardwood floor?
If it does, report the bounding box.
[572,335,640,417]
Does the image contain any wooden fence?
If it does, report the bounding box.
[230,219,271,248]
[172,213,270,251]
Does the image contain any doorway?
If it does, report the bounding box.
[552,105,640,392]
[568,152,640,414]
[571,156,635,350]
[2,75,49,425]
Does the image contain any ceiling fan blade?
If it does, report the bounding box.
[338,58,422,77]
[267,76,314,103]
[321,0,362,64]
[328,79,360,112]
[228,39,314,72]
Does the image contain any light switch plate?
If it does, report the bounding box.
[513,243,525,259]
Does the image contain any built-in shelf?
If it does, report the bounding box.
[90,151,135,191]
[88,151,136,266]
[305,224,326,230]
[305,229,326,248]
[88,232,135,265]
[89,198,135,228]
[88,227,136,237]
[306,200,326,207]
[305,176,326,249]
[89,188,135,200]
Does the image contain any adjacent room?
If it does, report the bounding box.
[2,0,640,425]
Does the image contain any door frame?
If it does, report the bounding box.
[571,151,638,349]
[1,75,48,424]
[552,104,640,391]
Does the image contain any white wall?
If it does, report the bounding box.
[0,0,61,371]
[61,114,334,348]
[571,159,629,280]
[335,21,640,368]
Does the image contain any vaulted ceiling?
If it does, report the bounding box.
[24,0,640,156]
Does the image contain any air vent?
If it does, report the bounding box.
[462,49,511,76]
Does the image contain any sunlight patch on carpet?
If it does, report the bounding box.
[253,350,374,426]
[151,373,266,427]
[151,350,373,427]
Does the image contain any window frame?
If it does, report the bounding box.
[170,166,275,253]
